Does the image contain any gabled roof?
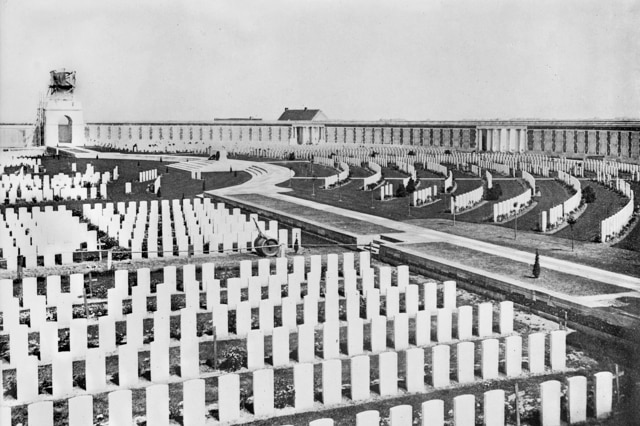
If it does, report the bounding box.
[278,108,327,121]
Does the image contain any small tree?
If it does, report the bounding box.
[532,250,541,278]
[567,215,577,251]
[406,178,416,194]
[582,186,596,203]
[395,183,407,198]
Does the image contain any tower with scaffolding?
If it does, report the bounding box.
[42,69,86,147]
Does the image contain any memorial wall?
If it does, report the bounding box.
[80,120,640,160]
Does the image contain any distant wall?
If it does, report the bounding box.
[84,122,293,153]
[0,124,33,148]
[82,120,640,160]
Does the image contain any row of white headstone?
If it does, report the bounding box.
[451,184,483,213]
[0,371,613,426]
[410,184,439,206]
[0,153,41,171]
[493,184,532,222]
[138,168,157,182]
[2,254,566,408]
[0,205,98,270]
[477,159,510,176]
[81,198,297,258]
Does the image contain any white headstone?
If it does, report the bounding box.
[69,394,94,426]
[294,363,315,410]
[405,347,424,393]
[423,282,437,311]
[386,287,400,318]
[350,355,370,401]
[499,301,514,334]
[297,324,315,363]
[28,401,53,426]
[528,332,546,373]
[218,374,240,422]
[347,318,364,356]
[477,302,493,337]
[481,339,499,380]
[421,399,444,426]
[322,359,342,406]
[180,336,200,379]
[118,344,139,387]
[393,313,409,351]
[146,384,170,426]
[567,376,587,424]
[356,410,379,426]
[414,310,431,346]
[505,335,523,377]
[431,345,450,388]
[390,404,412,426]
[457,341,475,384]
[247,329,265,369]
[183,379,206,426]
[379,351,398,396]
[272,326,290,367]
[370,315,387,353]
[550,330,566,371]
[453,394,475,426]
[540,380,561,426]
[108,390,133,426]
[436,308,452,343]
[85,348,107,393]
[253,368,275,416]
[322,321,340,360]
[483,389,505,426]
[594,371,613,419]
[442,281,456,309]
[457,306,473,340]
[52,351,74,398]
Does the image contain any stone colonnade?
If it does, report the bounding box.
[476,127,527,152]
[291,125,326,145]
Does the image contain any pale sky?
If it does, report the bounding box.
[1,0,639,123]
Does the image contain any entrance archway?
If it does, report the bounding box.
[58,115,72,144]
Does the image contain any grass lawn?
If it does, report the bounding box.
[407,241,628,296]
[233,193,398,236]
[269,161,337,178]
[346,165,375,178]
[405,219,640,278]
